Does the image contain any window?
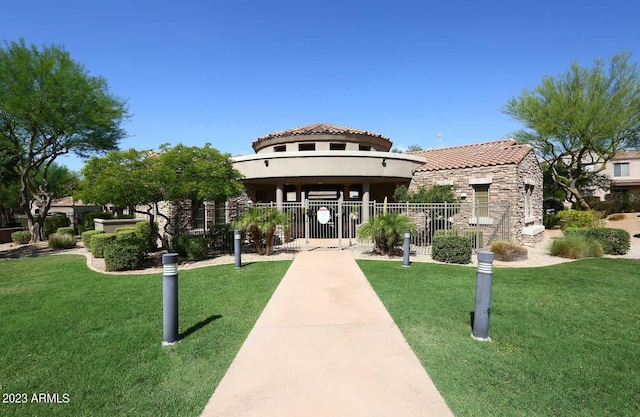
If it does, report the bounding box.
[359,145,372,151]
[473,185,489,218]
[614,163,629,177]
[330,143,346,150]
[285,185,297,202]
[298,143,316,151]
[274,145,286,152]
[524,184,534,219]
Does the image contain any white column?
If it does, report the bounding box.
[362,183,370,223]
[276,184,284,212]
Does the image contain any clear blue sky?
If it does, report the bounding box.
[4,0,639,172]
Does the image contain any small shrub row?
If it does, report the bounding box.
[11,230,31,244]
[48,232,77,249]
[564,227,630,255]
[431,234,472,264]
[90,233,117,258]
[82,229,105,248]
[104,240,144,271]
[56,227,75,236]
[490,241,528,262]
[43,216,71,238]
[176,235,209,261]
[549,235,603,259]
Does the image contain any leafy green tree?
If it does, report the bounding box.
[503,52,640,210]
[0,39,129,241]
[78,144,244,250]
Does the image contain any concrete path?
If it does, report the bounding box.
[200,251,454,417]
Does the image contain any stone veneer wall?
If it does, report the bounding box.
[409,150,543,245]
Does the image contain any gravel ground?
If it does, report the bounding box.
[2,213,638,273]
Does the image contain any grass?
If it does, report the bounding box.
[358,258,640,417]
[0,255,290,417]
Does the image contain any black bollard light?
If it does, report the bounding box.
[162,253,179,346]
[234,229,242,269]
[472,251,494,341]
[402,228,411,267]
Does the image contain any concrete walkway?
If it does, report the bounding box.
[200,251,454,417]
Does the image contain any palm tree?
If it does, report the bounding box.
[357,211,415,256]
[235,207,291,255]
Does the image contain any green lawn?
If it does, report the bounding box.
[359,258,640,417]
[0,255,290,417]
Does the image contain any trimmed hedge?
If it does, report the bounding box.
[81,229,105,248]
[136,220,158,253]
[57,226,76,236]
[490,241,528,262]
[11,231,31,244]
[176,235,210,261]
[90,233,117,258]
[44,216,71,238]
[104,240,144,271]
[48,232,77,249]
[431,234,472,264]
[79,212,113,233]
[564,227,630,255]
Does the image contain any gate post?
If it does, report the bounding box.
[338,193,343,250]
[304,198,310,251]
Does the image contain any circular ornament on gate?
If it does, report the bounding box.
[316,207,331,224]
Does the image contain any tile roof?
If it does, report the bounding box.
[411,139,534,172]
[254,123,391,143]
[611,178,640,186]
[612,150,640,160]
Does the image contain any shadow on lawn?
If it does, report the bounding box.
[179,314,222,341]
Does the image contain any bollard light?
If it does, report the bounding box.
[234,229,242,269]
[472,251,494,342]
[162,253,179,346]
[402,228,411,267]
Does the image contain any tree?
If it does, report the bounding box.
[503,52,640,210]
[235,207,291,256]
[77,144,244,250]
[0,39,129,241]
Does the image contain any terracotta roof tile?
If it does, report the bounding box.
[611,178,640,186]
[612,150,640,160]
[255,123,391,143]
[411,139,534,172]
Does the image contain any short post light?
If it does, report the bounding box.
[234,229,242,269]
[162,253,179,346]
[472,251,494,341]
[402,228,411,267]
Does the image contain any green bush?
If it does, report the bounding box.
[549,235,603,259]
[57,226,76,236]
[79,212,113,233]
[207,223,233,251]
[81,229,105,248]
[556,210,601,230]
[543,198,565,214]
[90,233,117,258]
[175,235,209,261]
[44,216,71,238]
[11,230,31,244]
[431,234,472,264]
[48,232,77,249]
[104,240,144,271]
[357,212,415,256]
[464,230,483,249]
[564,227,630,255]
[490,241,528,262]
[433,229,458,237]
[136,220,158,253]
[543,213,560,229]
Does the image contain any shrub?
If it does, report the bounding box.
[104,240,144,271]
[464,230,483,249]
[44,216,71,238]
[357,212,415,256]
[81,229,105,248]
[90,233,116,258]
[79,212,113,233]
[556,210,601,230]
[431,234,472,264]
[433,229,458,237]
[57,226,76,236]
[549,235,603,259]
[543,198,565,214]
[48,232,77,249]
[564,227,630,255]
[543,213,560,229]
[608,213,626,221]
[175,235,209,261]
[490,241,528,262]
[11,230,31,244]
[136,220,158,253]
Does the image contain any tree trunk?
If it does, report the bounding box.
[251,227,263,255]
[266,227,275,256]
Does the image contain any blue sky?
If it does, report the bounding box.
[4,0,639,172]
